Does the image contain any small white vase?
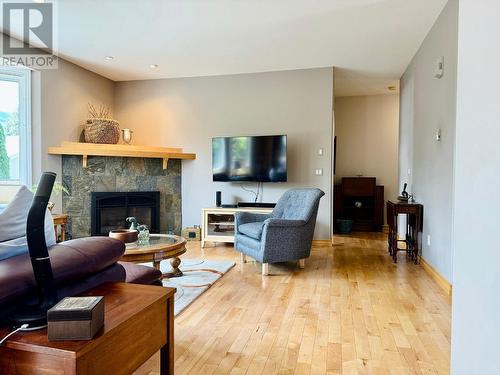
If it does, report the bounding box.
[122,128,133,144]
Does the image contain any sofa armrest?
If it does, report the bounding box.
[264,218,307,228]
[0,237,125,308]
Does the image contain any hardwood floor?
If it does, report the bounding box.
[135,233,451,375]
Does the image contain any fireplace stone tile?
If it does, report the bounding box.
[84,157,106,176]
[62,155,182,239]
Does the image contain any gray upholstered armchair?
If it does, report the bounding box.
[234,188,325,275]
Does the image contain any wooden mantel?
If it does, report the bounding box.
[48,141,196,169]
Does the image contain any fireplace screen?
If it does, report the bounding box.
[91,192,160,236]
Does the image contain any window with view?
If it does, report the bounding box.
[0,67,31,186]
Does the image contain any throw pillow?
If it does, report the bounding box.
[0,186,56,260]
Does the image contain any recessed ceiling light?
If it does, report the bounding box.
[104,56,114,60]
[150,64,159,68]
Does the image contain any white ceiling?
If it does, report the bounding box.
[2,0,447,95]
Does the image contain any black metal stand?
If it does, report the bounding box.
[9,172,59,329]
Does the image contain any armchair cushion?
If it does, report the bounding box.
[238,221,265,240]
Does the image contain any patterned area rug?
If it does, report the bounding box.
[157,259,235,316]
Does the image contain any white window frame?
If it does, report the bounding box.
[0,67,32,187]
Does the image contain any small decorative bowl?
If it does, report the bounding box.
[109,229,138,243]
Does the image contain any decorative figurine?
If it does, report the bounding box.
[398,183,410,202]
[126,217,138,231]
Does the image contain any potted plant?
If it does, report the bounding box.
[32,181,69,212]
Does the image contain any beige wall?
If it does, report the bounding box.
[399,0,457,283]
[17,62,334,237]
[334,94,399,222]
[114,68,334,239]
[31,59,115,210]
[451,0,500,370]
[0,33,114,206]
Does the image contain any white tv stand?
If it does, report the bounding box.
[201,207,273,248]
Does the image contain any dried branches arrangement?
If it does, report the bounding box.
[85,103,120,144]
[88,103,112,119]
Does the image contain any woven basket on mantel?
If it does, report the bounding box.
[84,118,120,144]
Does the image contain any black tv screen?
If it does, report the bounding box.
[212,135,287,182]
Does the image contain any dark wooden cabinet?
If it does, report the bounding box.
[333,177,384,232]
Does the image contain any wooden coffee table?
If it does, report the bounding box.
[121,234,187,278]
[0,283,175,375]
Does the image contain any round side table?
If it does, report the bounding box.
[121,234,187,278]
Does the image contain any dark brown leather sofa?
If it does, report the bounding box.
[0,237,162,322]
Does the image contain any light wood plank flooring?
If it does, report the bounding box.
[135,233,451,375]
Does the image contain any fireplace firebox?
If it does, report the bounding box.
[91,192,160,236]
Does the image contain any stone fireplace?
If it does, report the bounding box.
[62,155,181,239]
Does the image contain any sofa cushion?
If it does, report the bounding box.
[0,185,56,260]
[119,262,162,285]
[0,237,31,262]
[238,221,265,240]
[0,185,33,242]
[0,237,125,306]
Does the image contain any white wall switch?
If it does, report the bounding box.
[407,168,412,176]
[427,235,431,246]
[315,168,323,176]
[318,148,324,156]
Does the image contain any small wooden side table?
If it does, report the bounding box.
[0,283,175,375]
[52,213,68,242]
[387,200,424,263]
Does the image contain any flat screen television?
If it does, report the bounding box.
[212,135,287,182]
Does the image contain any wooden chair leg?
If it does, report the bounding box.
[298,259,305,269]
[241,253,247,263]
[262,263,269,276]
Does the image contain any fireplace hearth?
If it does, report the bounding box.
[91,191,160,236]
